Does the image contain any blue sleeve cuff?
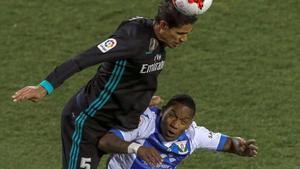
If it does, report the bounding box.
[109,128,124,140]
[216,135,228,151]
[39,80,54,95]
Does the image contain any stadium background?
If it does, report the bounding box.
[0,0,299,168]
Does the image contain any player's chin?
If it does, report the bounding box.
[164,131,178,141]
[167,43,178,48]
[164,135,175,141]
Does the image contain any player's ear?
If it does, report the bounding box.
[159,20,169,30]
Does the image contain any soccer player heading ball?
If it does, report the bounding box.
[12,1,209,169]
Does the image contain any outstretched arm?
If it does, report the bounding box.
[223,137,258,157]
[98,133,162,166]
[190,124,258,157]
[11,27,142,103]
[11,44,132,103]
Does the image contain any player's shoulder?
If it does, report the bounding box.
[114,17,153,39]
[139,107,160,126]
[141,107,160,121]
[185,122,207,140]
[137,107,160,135]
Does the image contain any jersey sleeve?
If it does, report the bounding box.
[109,108,156,142]
[39,23,143,94]
[188,122,228,152]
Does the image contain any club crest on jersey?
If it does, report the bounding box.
[97,38,117,53]
[146,38,159,54]
[175,141,188,154]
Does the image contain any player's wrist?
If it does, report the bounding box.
[127,142,142,154]
[39,80,54,95]
[231,137,244,155]
[36,85,47,96]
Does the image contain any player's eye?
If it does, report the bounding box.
[181,120,188,125]
[168,111,177,118]
[176,31,187,35]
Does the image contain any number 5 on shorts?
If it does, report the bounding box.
[80,157,91,169]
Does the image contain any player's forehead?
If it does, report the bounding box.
[171,24,193,34]
[165,103,194,119]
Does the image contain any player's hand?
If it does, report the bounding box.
[232,137,258,157]
[149,96,162,106]
[137,146,163,167]
[12,86,47,102]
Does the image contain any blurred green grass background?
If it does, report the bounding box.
[0,0,299,168]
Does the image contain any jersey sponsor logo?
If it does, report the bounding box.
[97,38,117,53]
[140,60,165,74]
[140,53,164,74]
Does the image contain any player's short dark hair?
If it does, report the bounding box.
[154,0,198,28]
[163,94,196,116]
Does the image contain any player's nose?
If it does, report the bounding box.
[179,35,187,43]
[170,119,180,129]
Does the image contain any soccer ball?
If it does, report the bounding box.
[172,0,213,16]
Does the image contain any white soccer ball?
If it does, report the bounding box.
[172,0,213,16]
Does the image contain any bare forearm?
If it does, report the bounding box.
[98,133,163,166]
[98,133,131,153]
[223,137,238,154]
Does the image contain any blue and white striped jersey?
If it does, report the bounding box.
[107,107,228,169]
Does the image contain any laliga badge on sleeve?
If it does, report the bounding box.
[97,38,117,53]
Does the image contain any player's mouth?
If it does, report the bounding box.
[169,42,181,48]
[168,43,178,48]
[174,42,180,47]
[166,129,177,137]
[162,128,178,141]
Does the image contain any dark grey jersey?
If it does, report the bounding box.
[42,17,166,130]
